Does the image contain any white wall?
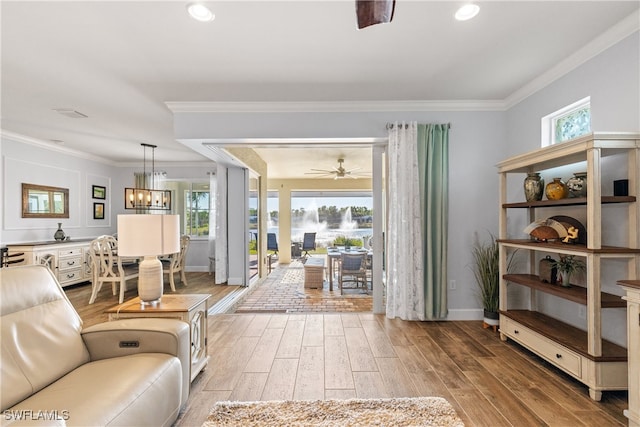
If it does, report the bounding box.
[1,135,215,271]
[1,136,117,243]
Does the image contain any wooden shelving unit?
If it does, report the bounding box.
[497,132,640,401]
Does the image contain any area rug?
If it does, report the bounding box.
[202,397,464,427]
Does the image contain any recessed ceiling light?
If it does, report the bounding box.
[187,3,215,22]
[455,4,480,21]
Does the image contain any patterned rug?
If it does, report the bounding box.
[202,397,464,426]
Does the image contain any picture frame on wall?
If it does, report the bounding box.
[93,202,104,220]
[92,185,106,200]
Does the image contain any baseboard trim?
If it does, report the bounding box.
[445,308,484,321]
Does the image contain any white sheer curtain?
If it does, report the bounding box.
[386,121,426,320]
[214,164,228,284]
[208,171,216,275]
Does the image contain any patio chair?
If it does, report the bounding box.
[301,232,316,259]
[267,233,278,255]
[339,252,367,295]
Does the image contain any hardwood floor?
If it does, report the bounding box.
[65,272,240,328]
[63,275,628,426]
[175,313,628,427]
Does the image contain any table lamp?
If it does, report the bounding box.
[117,214,180,305]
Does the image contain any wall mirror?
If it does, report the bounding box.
[22,183,69,218]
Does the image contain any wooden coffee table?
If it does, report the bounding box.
[106,294,211,383]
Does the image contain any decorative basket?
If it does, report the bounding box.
[539,255,558,284]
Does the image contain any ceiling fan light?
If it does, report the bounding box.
[455,4,480,21]
[187,3,215,22]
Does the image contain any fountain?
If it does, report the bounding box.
[292,201,327,244]
[339,207,358,231]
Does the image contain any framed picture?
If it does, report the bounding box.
[92,185,106,200]
[93,202,104,220]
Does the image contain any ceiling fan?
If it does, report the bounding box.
[356,0,395,29]
[305,158,370,180]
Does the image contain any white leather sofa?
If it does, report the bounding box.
[1,265,191,426]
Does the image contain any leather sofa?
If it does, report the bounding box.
[1,265,191,426]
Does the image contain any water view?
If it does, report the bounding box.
[268,199,373,249]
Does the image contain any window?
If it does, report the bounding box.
[541,97,591,147]
[185,187,210,237]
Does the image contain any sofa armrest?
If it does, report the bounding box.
[81,318,191,406]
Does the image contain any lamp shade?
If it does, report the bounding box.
[117,214,180,257]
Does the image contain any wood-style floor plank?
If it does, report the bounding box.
[172,312,630,427]
[324,335,354,390]
[293,345,325,400]
[63,272,628,426]
[243,327,284,373]
[344,327,378,372]
[95,308,627,427]
[275,317,305,358]
[261,358,299,401]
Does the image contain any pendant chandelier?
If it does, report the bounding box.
[124,143,172,211]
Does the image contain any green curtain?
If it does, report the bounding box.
[417,124,449,320]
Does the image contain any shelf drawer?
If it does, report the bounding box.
[502,316,582,378]
[58,255,83,271]
[59,247,83,257]
[58,268,83,284]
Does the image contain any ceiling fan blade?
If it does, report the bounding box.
[356,0,395,29]
[346,167,362,172]
[308,169,333,172]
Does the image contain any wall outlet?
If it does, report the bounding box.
[449,280,456,290]
[578,306,586,319]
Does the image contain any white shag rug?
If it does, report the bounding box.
[202,397,465,427]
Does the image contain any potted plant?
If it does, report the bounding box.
[471,234,501,328]
[551,255,585,287]
[471,233,517,329]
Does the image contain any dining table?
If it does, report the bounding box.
[325,247,372,291]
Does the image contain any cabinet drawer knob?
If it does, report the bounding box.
[514,329,519,334]
[556,353,562,359]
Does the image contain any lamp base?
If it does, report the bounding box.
[138,256,163,305]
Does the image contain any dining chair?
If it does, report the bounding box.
[339,252,367,295]
[88,235,139,304]
[162,235,190,291]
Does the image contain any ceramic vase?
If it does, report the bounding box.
[545,178,568,200]
[567,172,587,198]
[54,223,66,241]
[559,272,572,288]
[523,172,544,202]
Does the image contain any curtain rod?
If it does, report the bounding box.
[385,123,451,130]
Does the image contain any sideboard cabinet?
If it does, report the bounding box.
[497,132,639,401]
[6,239,93,287]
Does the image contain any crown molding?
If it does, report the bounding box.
[1,129,116,165]
[504,10,640,109]
[165,99,507,113]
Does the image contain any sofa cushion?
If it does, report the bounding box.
[1,266,90,410]
[6,353,182,427]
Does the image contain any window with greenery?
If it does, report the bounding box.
[554,105,591,143]
[541,97,591,147]
[185,188,210,237]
